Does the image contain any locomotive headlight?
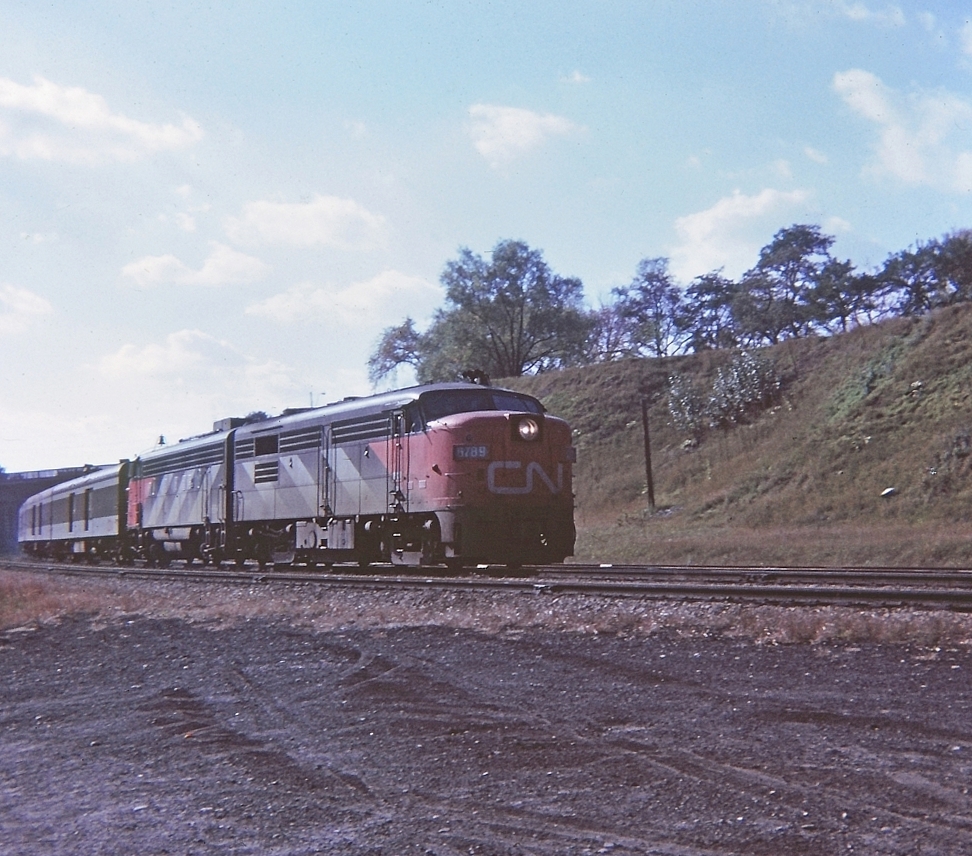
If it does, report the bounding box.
[517,417,541,441]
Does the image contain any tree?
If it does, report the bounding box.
[734,224,836,345]
[368,318,423,386]
[805,258,866,333]
[879,241,940,317]
[681,271,739,351]
[583,304,636,362]
[928,231,972,306]
[370,240,593,384]
[611,257,685,357]
[878,232,972,318]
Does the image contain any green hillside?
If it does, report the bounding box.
[507,303,972,567]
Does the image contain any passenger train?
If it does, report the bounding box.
[18,381,576,568]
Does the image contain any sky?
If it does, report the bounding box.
[2,0,972,472]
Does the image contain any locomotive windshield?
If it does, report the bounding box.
[419,388,543,423]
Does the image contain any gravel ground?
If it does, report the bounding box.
[2,576,972,854]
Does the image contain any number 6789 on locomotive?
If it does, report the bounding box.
[19,381,576,568]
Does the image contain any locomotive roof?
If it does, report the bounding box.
[19,463,121,504]
[143,381,542,457]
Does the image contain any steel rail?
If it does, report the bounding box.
[4,556,972,610]
[550,563,972,588]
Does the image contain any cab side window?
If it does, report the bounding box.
[403,404,423,433]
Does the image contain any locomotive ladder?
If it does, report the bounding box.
[389,411,406,512]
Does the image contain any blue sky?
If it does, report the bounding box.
[2,0,972,471]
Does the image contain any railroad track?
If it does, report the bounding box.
[4,556,972,609]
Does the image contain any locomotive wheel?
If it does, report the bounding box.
[148,544,170,568]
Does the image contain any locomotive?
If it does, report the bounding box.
[18,381,576,568]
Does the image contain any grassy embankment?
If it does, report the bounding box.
[510,303,972,568]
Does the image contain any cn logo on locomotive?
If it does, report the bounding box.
[486,461,564,495]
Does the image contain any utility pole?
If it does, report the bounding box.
[641,398,656,513]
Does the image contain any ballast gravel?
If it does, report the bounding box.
[1,575,972,854]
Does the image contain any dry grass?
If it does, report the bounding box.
[510,304,972,568]
[4,569,972,650]
[576,519,972,567]
[0,571,129,630]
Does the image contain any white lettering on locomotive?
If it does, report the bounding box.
[486,461,563,495]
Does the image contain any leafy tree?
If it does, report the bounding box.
[927,231,972,306]
[681,271,739,351]
[370,240,592,384]
[411,308,499,384]
[368,318,423,386]
[879,241,940,317]
[734,225,836,345]
[879,232,972,318]
[806,258,868,333]
[611,257,685,357]
[583,304,636,362]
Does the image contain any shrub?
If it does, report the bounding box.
[669,351,782,438]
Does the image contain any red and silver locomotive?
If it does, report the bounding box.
[18,381,576,567]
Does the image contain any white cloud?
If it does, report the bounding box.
[824,215,853,234]
[772,159,793,179]
[832,1,905,26]
[121,242,270,288]
[918,12,943,39]
[2,333,303,469]
[98,330,299,399]
[100,329,224,378]
[0,75,202,164]
[467,104,578,168]
[804,146,829,164]
[174,212,197,232]
[225,194,386,250]
[961,21,972,56]
[833,68,972,191]
[0,283,53,334]
[19,231,58,244]
[97,330,303,434]
[669,188,811,281]
[245,270,442,326]
[560,70,591,84]
[772,1,905,29]
[158,211,200,232]
[159,184,210,232]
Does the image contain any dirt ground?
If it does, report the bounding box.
[3,579,972,854]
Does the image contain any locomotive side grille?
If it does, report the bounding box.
[279,427,321,453]
[254,461,279,484]
[140,444,225,477]
[235,439,255,459]
[331,414,391,444]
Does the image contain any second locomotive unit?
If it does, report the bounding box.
[19,381,576,568]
